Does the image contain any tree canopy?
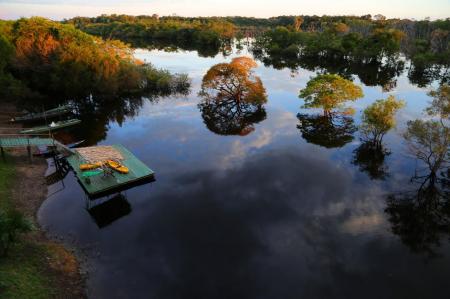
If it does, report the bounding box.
[0,17,189,106]
[200,57,267,105]
[299,74,363,114]
[360,95,405,146]
[198,57,267,136]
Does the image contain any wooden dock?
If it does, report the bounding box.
[66,144,155,198]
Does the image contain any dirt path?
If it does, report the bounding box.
[0,103,85,298]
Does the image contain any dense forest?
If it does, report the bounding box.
[62,14,449,87]
[0,17,189,108]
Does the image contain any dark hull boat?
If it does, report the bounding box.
[20,119,81,134]
[11,105,72,123]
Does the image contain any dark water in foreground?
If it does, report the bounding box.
[38,47,450,298]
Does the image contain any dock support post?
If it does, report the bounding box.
[1,146,5,162]
[27,145,32,163]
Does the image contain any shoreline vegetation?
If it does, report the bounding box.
[0,104,85,298]
[0,17,190,297]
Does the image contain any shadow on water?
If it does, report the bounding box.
[87,194,132,229]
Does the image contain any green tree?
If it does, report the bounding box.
[360,95,405,147]
[299,74,363,115]
[427,84,450,118]
[0,210,33,257]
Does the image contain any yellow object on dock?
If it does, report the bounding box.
[106,160,129,174]
[80,162,103,171]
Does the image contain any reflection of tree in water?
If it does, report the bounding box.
[386,172,450,258]
[297,112,357,148]
[199,100,266,136]
[386,89,450,257]
[252,49,405,91]
[52,88,190,145]
[69,94,145,145]
[352,142,390,180]
[353,96,405,180]
[408,63,449,88]
[198,57,267,136]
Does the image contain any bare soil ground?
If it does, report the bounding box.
[0,102,85,298]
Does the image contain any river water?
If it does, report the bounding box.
[38,46,450,299]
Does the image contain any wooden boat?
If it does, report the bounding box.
[20,119,81,134]
[106,160,129,174]
[11,105,72,122]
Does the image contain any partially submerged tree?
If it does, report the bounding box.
[200,56,267,105]
[360,95,405,147]
[404,119,449,176]
[404,85,450,179]
[198,57,267,136]
[299,74,363,116]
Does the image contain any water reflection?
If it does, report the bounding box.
[386,172,450,257]
[252,50,405,91]
[198,57,267,136]
[37,47,450,299]
[297,112,356,148]
[386,94,450,257]
[352,142,390,180]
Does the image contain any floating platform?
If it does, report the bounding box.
[66,144,155,199]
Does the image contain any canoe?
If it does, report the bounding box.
[106,160,129,174]
[80,162,103,171]
[11,105,72,122]
[20,119,81,134]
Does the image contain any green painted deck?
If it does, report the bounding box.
[66,144,154,197]
[0,137,54,148]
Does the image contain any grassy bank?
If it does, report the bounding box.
[0,157,83,298]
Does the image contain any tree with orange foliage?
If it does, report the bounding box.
[200,56,267,105]
[198,57,267,135]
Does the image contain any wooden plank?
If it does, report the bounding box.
[0,137,54,147]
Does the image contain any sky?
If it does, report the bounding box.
[0,0,449,20]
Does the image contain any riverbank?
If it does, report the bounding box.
[0,103,85,298]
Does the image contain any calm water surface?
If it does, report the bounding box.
[38,46,450,299]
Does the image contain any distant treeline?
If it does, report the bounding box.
[65,14,449,65]
[0,17,189,107]
[64,15,236,54]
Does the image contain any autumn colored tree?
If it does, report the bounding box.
[331,22,349,34]
[299,74,363,115]
[200,56,267,105]
[294,16,304,32]
[0,17,190,106]
[198,57,267,136]
[360,95,405,147]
